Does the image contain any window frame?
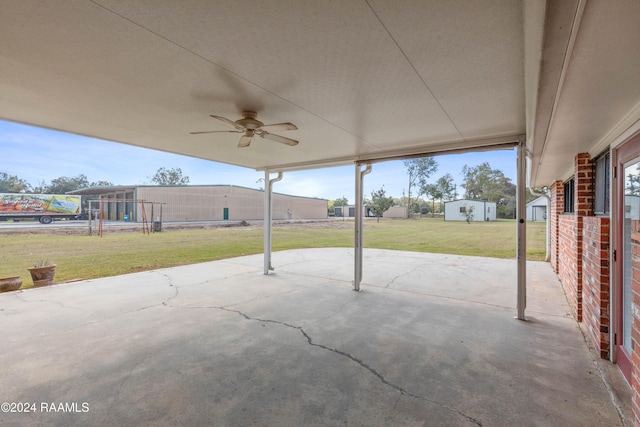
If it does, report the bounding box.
[594,150,610,215]
[564,178,575,214]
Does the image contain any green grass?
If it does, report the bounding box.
[0,219,545,289]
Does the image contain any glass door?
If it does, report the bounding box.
[615,135,640,384]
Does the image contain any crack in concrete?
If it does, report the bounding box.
[103,352,152,425]
[66,272,178,331]
[366,282,516,313]
[214,288,299,309]
[384,263,425,288]
[306,297,359,327]
[159,277,179,307]
[12,292,92,312]
[218,306,482,426]
[154,271,303,312]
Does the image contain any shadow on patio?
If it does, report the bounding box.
[0,248,627,426]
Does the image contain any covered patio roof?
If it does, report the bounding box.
[3,1,637,184]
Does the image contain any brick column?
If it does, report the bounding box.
[557,154,594,322]
[574,153,594,321]
[575,153,594,217]
[582,217,610,358]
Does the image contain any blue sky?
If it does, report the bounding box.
[1,119,516,203]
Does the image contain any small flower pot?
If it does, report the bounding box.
[28,265,56,287]
[0,276,22,292]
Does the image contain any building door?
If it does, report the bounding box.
[223,207,229,220]
[615,134,640,384]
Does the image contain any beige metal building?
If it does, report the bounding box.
[72,185,328,222]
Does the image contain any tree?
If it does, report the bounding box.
[368,186,394,222]
[91,180,114,187]
[626,165,640,195]
[421,183,438,216]
[461,163,508,202]
[462,163,515,218]
[334,197,349,207]
[461,162,536,219]
[149,167,190,186]
[434,174,457,201]
[0,172,31,193]
[403,157,438,217]
[24,175,113,195]
[420,173,457,217]
[45,174,90,193]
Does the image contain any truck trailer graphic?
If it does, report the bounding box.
[0,193,81,224]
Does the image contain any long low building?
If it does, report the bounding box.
[72,185,328,222]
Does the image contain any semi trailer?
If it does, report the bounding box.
[0,193,82,224]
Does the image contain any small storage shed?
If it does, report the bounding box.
[334,205,355,218]
[444,199,496,222]
[382,206,407,218]
[526,196,548,222]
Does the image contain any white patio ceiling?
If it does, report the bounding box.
[1,1,639,187]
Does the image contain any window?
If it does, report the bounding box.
[459,206,466,213]
[564,178,575,213]
[594,151,610,214]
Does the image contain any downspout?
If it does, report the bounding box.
[354,163,372,291]
[529,187,551,262]
[264,171,283,275]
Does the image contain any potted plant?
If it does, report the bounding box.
[28,260,56,287]
[0,276,22,292]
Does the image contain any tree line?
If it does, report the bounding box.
[331,158,536,220]
[0,167,190,194]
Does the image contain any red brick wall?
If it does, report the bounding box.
[559,215,582,320]
[547,153,614,360]
[549,181,563,273]
[556,155,594,322]
[575,153,594,217]
[582,217,610,358]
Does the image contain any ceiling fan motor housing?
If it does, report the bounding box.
[237,111,262,130]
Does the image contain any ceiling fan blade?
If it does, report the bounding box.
[259,122,298,132]
[260,132,299,146]
[210,115,244,131]
[190,130,242,135]
[238,135,253,148]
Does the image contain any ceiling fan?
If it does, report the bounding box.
[190,111,298,148]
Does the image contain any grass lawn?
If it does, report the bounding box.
[0,218,545,289]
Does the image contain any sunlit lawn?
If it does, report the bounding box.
[0,218,545,289]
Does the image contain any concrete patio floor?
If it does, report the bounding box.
[0,248,628,426]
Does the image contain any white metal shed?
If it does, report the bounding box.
[444,200,497,222]
[526,196,548,222]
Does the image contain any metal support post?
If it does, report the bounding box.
[516,142,527,320]
[264,170,283,275]
[354,163,372,291]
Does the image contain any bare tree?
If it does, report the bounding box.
[403,157,438,217]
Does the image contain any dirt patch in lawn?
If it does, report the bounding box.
[0,219,355,235]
